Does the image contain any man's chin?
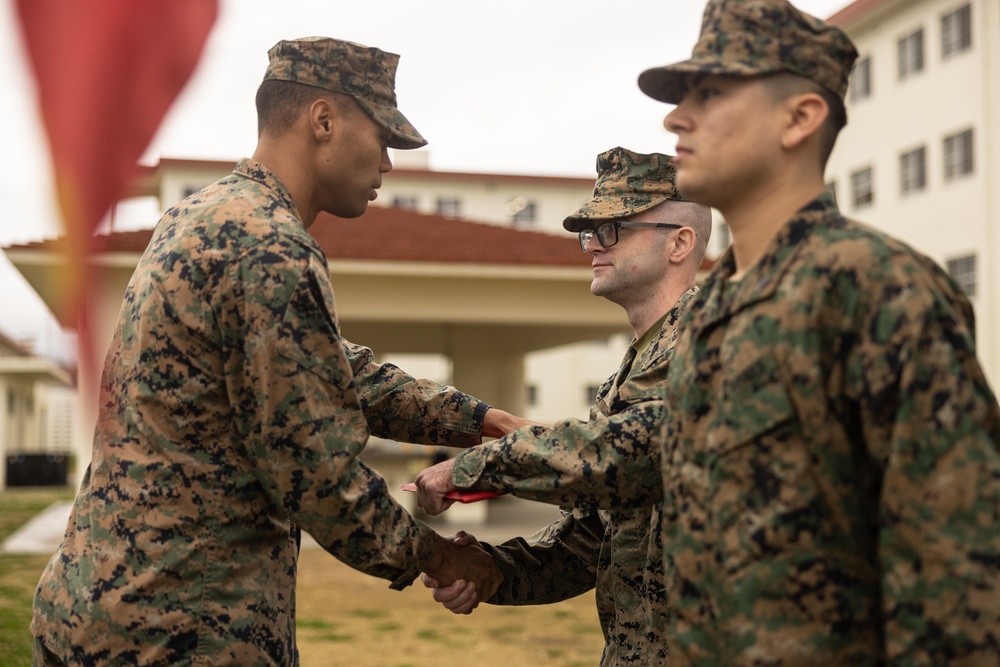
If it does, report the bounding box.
[329,203,368,219]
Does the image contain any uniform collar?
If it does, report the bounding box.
[691,192,842,331]
[233,158,303,223]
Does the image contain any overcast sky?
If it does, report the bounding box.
[0,0,852,362]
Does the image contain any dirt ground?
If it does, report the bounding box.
[0,490,605,666]
[295,548,604,667]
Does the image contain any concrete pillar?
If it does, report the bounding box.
[443,327,529,525]
[448,328,527,417]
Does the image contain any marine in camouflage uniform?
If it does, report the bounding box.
[419,148,713,665]
[31,37,509,667]
[639,1,1000,664]
[485,290,695,666]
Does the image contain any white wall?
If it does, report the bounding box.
[372,174,593,235]
[826,0,998,388]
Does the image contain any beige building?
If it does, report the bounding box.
[826,0,999,388]
[0,329,74,490]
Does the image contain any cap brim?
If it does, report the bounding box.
[638,57,783,104]
[355,97,427,150]
[562,195,668,232]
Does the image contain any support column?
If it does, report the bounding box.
[443,326,529,525]
[448,328,527,417]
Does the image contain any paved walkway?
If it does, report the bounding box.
[1,500,74,555]
[1,496,563,555]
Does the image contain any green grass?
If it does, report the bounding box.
[0,488,73,541]
[0,487,75,667]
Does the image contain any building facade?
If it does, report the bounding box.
[0,329,74,489]
[826,0,1000,388]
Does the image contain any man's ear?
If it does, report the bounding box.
[669,227,697,264]
[309,97,334,141]
[780,93,828,151]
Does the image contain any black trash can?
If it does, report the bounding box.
[5,452,70,487]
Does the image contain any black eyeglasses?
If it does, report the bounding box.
[578,221,682,251]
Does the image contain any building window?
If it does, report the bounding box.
[391,195,418,210]
[898,28,924,79]
[508,198,537,226]
[825,180,838,205]
[436,197,461,218]
[850,167,874,208]
[942,4,972,58]
[899,147,926,195]
[947,254,976,297]
[850,57,871,101]
[525,384,538,407]
[944,129,974,180]
[585,385,601,404]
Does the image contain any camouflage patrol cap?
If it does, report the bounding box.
[563,147,684,232]
[638,0,858,104]
[264,36,427,150]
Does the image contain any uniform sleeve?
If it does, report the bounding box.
[452,360,666,510]
[848,257,1000,663]
[231,246,435,590]
[485,509,603,605]
[342,340,489,447]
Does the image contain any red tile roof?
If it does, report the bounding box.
[827,0,886,27]
[6,206,590,267]
[145,158,594,188]
[310,207,589,266]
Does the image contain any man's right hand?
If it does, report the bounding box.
[421,531,500,614]
[415,458,458,516]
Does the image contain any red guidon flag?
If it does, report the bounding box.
[14,0,217,376]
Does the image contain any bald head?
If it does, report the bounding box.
[646,199,713,267]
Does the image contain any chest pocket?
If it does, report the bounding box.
[705,373,822,583]
[707,369,797,458]
[275,268,354,392]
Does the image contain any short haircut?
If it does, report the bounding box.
[254,80,359,137]
[762,72,847,169]
[647,199,713,264]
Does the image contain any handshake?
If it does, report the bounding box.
[413,458,498,615]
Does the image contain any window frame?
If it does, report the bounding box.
[899,146,927,195]
[946,254,977,297]
[511,199,538,225]
[391,194,419,210]
[943,128,974,181]
[850,166,875,209]
[850,56,872,101]
[435,197,462,218]
[897,27,925,79]
[941,4,972,59]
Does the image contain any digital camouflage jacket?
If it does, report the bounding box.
[32,159,488,666]
[661,192,1000,666]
